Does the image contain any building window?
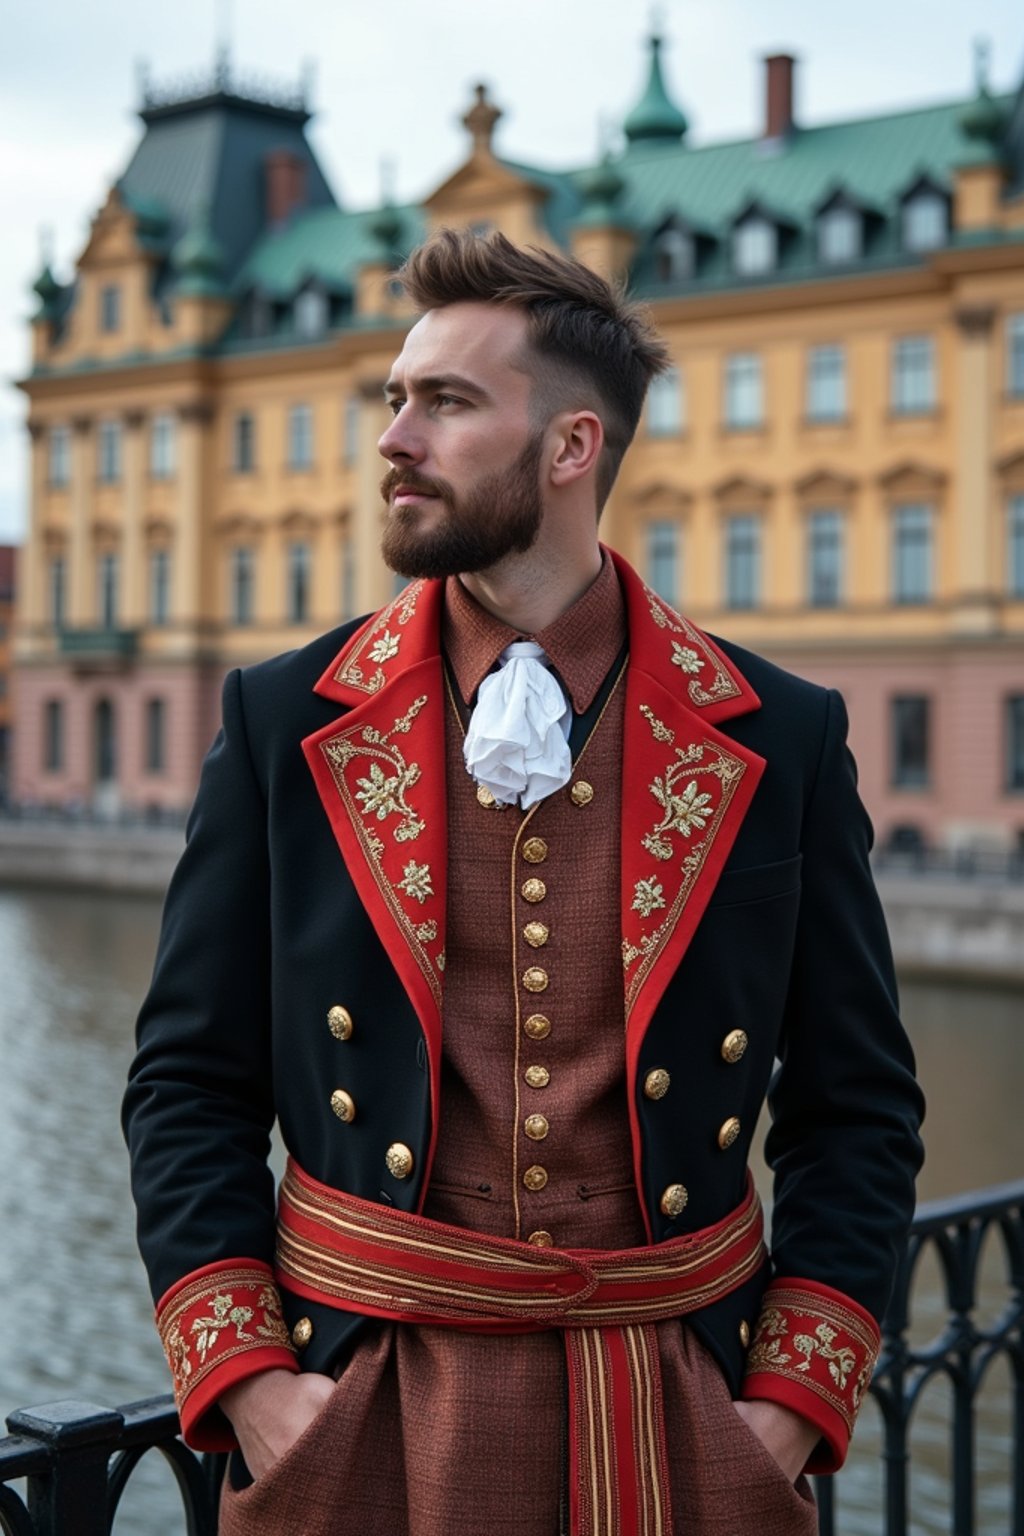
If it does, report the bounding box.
[100,284,121,333]
[43,699,64,772]
[287,541,311,623]
[149,548,171,626]
[97,552,119,629]
[1007,696,1024,791]
[145,698,166,774]
[733,216,776,276]
[295,288,328,338]
[1010,495,1024,597]
[891,336,936,415]
[645,522,680,604]
[49,556,66,628]
[647,368,683,437]
[1008,315,1024,400]
[806,345,846,422]
[807,509,844,607]
[902,189,948,253]
[343,397,360,465]
[341,535,356,620]
[654,226,694,283]
[818,205,861,265]
[48,425,71,488]
[725,515,761,609]
[891,696,931,788]
[230,547,255,625]
[233,412,256,473]
[724,353,763,430]
[892,503,933,604]
[288,404,314,470]
[98,419,122,483]
[150,413,176,479]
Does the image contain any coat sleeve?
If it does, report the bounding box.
[122,668,298,1451]
[740,688,925,1471]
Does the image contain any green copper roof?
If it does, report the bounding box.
[623,34,689,145]
[173,204,228,296]
[235,203,425,300]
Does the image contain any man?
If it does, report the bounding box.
[124,229,924,1535]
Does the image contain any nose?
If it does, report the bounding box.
[378,408,423,466]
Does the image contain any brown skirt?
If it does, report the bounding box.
[219,1323,818,1536]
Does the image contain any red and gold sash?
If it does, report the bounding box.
[276,1159,766,1536]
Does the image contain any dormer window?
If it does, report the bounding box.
[100,284,121,334]
[654,225,694,283]
[902,185,948,253]
[818,204,862,265]
[733,214,776,277]
[295,287,328,338]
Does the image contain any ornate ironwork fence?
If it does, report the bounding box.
[2,1180,1021,1536]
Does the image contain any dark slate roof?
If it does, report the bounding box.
[118,90,337,282]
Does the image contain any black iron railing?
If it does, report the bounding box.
[2,1180,1021,1536]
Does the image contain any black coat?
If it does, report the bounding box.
[124,565,923,1443]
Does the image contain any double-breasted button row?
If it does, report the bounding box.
[328,1005,415,1183]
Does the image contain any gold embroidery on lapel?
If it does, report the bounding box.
[622,702,748,1010]
[319,691,444,1001]
[642,583,740,708]
[333,580,425,693]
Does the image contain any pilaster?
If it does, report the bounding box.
[952,304,997,633]
[69,417,93,626]
[354,382,394,614]
[122,411,146,627]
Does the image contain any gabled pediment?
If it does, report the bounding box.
[425,153,546,214]
[878,460,947,495]
[795,468,859,500]
[632,480,693,512]
[78,186,155,270]
[216,512,265,538]
[711,473,773,503]
[279,507,318,532]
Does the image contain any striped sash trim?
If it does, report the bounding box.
[275,1159,766,1536]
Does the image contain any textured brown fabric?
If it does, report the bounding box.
[220,562,816,1533]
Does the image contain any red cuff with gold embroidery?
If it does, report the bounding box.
[740,1276,881,1473]
[156,1259,299,1450]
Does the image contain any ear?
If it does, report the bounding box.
[548,411,605,490]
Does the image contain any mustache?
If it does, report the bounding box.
[379,467,454,504]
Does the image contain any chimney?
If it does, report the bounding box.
[265,151,308,227]
[763,54,796,143]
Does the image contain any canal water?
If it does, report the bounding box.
[0,886,1019,1534]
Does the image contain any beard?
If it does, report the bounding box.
[380,431,545,580]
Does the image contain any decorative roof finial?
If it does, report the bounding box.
[461,83,503,156]
[215,0,233,89]
[974,36,991,92]
[959,36,1006,148]
[623,27,689,147]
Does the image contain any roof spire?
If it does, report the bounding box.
[623,27,689,147]
[461,83,503,157]
[959,36,1006,149]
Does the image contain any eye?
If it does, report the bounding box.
[435,394,464,409]
[386,398,405,417]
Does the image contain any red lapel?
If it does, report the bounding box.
[301,578,447,1198]
[609,550,766,1231]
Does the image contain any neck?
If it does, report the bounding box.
[458,539,602,634]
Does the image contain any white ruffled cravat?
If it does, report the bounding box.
[463,641,572,809]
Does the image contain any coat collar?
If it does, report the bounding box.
[301,553,766,1208]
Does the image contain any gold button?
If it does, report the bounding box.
[327,1005,353,1041]
[718,1116,741,1150]
[524,1013,551,1040]
[523,966,549,993]
[330,1089,356,1123]
[523,921,549,948]
[385,1142,414,1179]
[739,1319,751,1348]
[522,878,547,903]
[570,781,594,806]
[643,1068,671,1101]
[524,1114,549,1141]
[291,1316,313,1349]
[523,1164,548,1191]
[528,1230,554,1247]
[659,1183,688,1218]
[522,837,548,864]
[524,1064,550,1089]
[721,1029,748,1064]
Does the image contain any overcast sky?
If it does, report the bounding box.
[2,0,1022,543]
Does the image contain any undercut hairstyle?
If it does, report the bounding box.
[397,228,671,510]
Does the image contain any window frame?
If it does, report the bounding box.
[645,520,681,604]
[229,546,255,626]
[806,507,845,608]
[724,513,762,610]
[733,215,777,277]
[149,412,177,480]
[99,283,121,334]
[145,697,167,775]
[806,344,847,423]
[891,335,936,416]
[286,540,311,624]
[1006,694,1024,792]
[646,367,684,438]
[817,204,862,265]
[43,699,64,773]
[891,502,934,605]
[287,403,314,471]
[48,425,71,488]
[233,412,257,474]
[890,694,932,790]
[97,419,123,483]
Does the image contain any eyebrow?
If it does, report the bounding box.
[383,372,492,403]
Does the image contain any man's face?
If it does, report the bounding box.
[378,302,546,579]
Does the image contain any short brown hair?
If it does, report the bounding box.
[397,228,671,508]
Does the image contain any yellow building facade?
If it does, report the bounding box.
[14,41,1024,851]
